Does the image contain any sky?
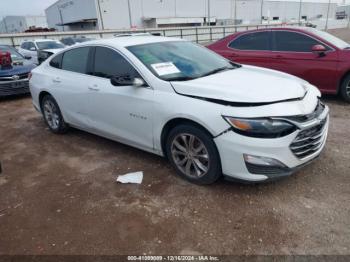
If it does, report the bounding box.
[1,0,350,20]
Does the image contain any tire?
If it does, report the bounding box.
[166,124,222,185]
[340,74,350,103]
[41,94,69,134]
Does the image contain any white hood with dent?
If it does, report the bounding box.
[171,65,308,103]
[42,48,64,54]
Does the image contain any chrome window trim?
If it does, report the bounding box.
[227,29,336,54]
[47,44,152,89]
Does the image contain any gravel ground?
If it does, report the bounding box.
[0,29,350,257]
[0,95,349,256]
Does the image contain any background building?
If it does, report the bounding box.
[0,16,47,33]
[45,0,339,31]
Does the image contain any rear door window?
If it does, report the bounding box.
[229,31,270,51]
[61,47,91,74]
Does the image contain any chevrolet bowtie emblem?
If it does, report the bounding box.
[11,75,20,81]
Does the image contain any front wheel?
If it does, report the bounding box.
[41,94,69,134]
[166,124,222,185]
[340,74,350,103]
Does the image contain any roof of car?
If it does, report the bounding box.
[84,35,185,48]
[236,26,317,33]
[22,39,59,43]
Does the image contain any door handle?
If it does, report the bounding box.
[88,86,100,91]
[52,77,61,83]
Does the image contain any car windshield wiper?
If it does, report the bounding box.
[167,76,196,81]
[200,66,234,78]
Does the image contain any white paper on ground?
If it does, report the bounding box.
[151,62,180,76]
[116,171,143,184]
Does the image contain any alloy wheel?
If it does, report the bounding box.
[43,100,60,130]
[347,80,350,97]
[171,133,210,178]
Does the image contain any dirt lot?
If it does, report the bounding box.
[0,96,349,256]
[0,29,350,257]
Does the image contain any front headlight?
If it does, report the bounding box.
[223,116,296,138]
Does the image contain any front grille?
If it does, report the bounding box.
[0,73,29,82]
[0,80,29,96]
[290,117,328,159]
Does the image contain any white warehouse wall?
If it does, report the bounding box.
[44,0,338,31]
[0,16,47,33]
[46,0,98,31]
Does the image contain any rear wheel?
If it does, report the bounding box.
[166,124,222,185]
[340,74,350,103]
[41,94,69,134]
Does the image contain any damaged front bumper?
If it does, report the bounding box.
[214,106,329,182]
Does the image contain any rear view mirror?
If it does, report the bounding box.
[311,44,326,56]
[111,75,146,87]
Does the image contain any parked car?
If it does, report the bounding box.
[60,37,95,46]
[0,45,36,97]
[18,39,65,64]
[207,27,350,102]
[29,36,329,184]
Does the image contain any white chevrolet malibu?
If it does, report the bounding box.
[29,36,329,184]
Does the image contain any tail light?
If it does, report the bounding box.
[0,52,12,68]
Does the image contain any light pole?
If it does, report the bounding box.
[127,0,133,29]
[234,0,237,25]
[298,0,302,25]
[58,6,65,32]
[208,0,211,26]
[347,5,350,28]
[260,0,264,24]
[96,0,105,30]
[325,0,331,31]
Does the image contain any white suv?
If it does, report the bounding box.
[18,39,65,64]
[29,36,329,184]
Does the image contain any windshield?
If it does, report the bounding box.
[127,41,237,81]
[36,41,65,50]
[0,46,24,62]
[306,28,350,49]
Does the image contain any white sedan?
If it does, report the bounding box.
[29,35,329,184]
[18,39,65,64]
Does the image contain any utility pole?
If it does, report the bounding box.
[260,0,264,24]
[325,0,331,31]
[58,6,65,32]
[3,17,9,33]
[175,0,177,17]
[127,0,133,29]
[208,0,211,26]
[234,0,237,25]
[347,5,350,28]
[96,0,105,30]
[298,0,302,25]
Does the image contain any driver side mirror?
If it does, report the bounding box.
[311,44,327,56]
[110,75,146,87]
[24,55,32,60]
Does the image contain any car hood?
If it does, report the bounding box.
[171,65,308,104]
[0,60,36,77]
[41,48,64,54]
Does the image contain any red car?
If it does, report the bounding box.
[207,27,350,102]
